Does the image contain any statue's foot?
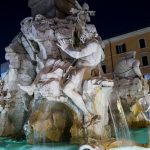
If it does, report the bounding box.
[18,84,35,96]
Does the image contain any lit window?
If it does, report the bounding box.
[142,56,148,66]
[139,39,146,48]
[116,43,126,54]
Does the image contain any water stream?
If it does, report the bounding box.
[109,92,131,141]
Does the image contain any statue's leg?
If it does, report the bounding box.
[63,68,91,119]
[63,81,90,116]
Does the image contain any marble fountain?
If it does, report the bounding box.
[0,0,150,150]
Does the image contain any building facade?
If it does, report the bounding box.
[103,27,150,80]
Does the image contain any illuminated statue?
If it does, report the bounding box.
[57,24,106,121]
[114,51,143,79]
[113,51,149,99]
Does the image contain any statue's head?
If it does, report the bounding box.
[20,17,33,31]
[80,24,98,43]
[125,51,136,59]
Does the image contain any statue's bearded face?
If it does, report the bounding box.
[80,25,98,43]
[80,30,90,43]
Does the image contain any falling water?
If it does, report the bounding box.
[23,99,75,147]
[23,99,51,144]
[33,100,51,144]
[109,91,131,143]
[42,101,51,144]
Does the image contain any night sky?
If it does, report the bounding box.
[0,0,150,64]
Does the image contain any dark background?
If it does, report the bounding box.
[0,0,150,64]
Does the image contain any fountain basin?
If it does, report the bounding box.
[110,146,150,150]
[130,128,149,145]
[0,138,79,150]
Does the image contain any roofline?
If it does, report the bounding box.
[103,26,150,44]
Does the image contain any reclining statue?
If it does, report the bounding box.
[114,51,143,79]
[114,51,149,98]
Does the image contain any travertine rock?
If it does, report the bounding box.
[0,35,36,138]
[27,101,74,143]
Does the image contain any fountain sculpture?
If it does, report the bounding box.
[0,0,150,150]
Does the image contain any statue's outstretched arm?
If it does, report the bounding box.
[57,39,98,59]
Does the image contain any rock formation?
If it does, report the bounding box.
[0,35,36,138]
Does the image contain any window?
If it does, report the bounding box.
[139,39,146,48]
[102,64,107,73]
[142,56,148,66]
[116,43,126,54]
